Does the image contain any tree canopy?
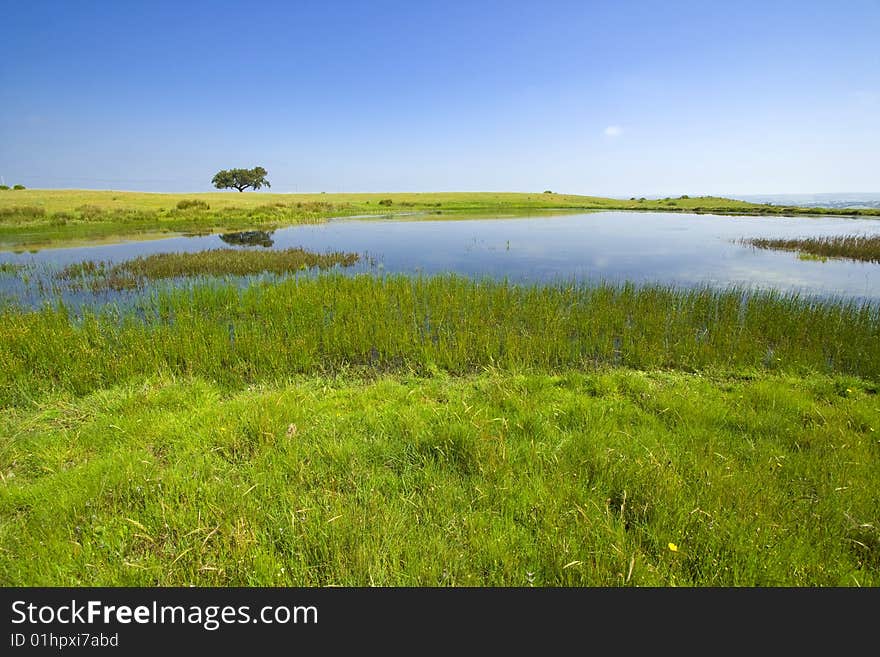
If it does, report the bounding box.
[211,166,270,192]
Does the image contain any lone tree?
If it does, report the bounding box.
[211,166,270,192]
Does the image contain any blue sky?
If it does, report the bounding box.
[2,0,878,196]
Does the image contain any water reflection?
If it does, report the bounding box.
[219,230,275,248]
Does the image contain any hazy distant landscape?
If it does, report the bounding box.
[735,192,880,210]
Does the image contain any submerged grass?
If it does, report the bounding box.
[1,370,877,586]
[743,234,880,263]
[0,263,24,275]
[58,248,360,290]
[1,274,878,406]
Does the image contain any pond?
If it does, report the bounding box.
[2,210,879,308]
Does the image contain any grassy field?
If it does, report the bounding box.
[1,369,877,586]
[2,189,878,249]
[743,235,880,264]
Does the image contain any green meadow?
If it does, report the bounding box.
[1,370,877,586]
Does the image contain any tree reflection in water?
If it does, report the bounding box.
[219,230,275,248]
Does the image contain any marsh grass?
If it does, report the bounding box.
[2,274,878,406]
[0,262,25,275]
[798,253,828,263]
[743,235,880,263]
[57,248,360,290]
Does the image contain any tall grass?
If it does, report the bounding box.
[2,274,877,406]
[743,235,880,263]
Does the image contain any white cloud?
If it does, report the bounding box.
[604,125,623,137]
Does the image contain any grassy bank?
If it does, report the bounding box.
[743,235,880,263]
[3,190,878,249]
[1,370,877,586]
[2,274,878,407]
[0,198,353,249]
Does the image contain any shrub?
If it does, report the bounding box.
[680,195,689,199]
[543,190,554,194]
[176,199,210,211]
[0,206,46,218]
[0,185,9,190]
[378,199,393,206]
[76,204,104,218]
[12,184,25,190]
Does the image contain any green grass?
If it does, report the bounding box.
[3,190,878,249]
[2,272,878,586]
[2,274,878,407]
[744,235,880,263]
[1,370,877,586]
[58,248,360,290]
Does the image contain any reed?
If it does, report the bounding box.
[2,274,877,406]
[743,234,880,263]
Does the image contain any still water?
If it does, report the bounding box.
[2,211,879,307]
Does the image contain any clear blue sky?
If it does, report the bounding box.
[2,0,878,196]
